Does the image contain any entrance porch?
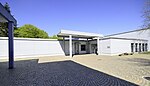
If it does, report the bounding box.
[57,29,103,57]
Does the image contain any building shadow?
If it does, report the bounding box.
[124,58,150,66]
[59,40,97,57]
[59,40,68,56]
[0,59,138,86]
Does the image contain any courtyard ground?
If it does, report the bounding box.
[0,54,150,86]
[72,54,150,86]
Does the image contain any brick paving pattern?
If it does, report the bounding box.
[73,54,150,86]
[0,60,137,86]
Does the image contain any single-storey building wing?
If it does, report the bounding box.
[57,29,149,56]
[104,28,150,55]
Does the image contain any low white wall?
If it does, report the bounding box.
[0,37,65,58]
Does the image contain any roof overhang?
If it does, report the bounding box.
[102,37,148,41]
[0,3,17,26]
[57,29,103,39]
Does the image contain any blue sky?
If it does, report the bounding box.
[0,0,145,36]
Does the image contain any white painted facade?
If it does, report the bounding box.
[99,39,111,55]
[99,28,150,55]
[99,38,148,55]
[0,37,65,58]
[0,38,97,58]
[107,29,150,51]
[0,29,150,58]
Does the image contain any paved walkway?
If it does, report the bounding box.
[0,54,150,86]
[72,54,150,86]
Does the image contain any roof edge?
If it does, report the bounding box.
[58,29,103,37]
[105,28,150,37]
[102,37,148,41]
[0,3,17,25]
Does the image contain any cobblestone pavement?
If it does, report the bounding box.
[0,58,137,86]
[72,54,150,86]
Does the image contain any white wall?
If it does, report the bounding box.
[110,39,131,55]
[0,37,65,58]
[63,41,76,55]
[0,39,8,57]
[99,38,148,55]
[1,29,148,57]
[0,38,93,58]
[109,29,150,51]
[99,39,111,55]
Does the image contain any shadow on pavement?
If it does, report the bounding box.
[125,58,150,66]
[0,59,138,86]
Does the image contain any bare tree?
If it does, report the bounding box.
[142,0,150,28]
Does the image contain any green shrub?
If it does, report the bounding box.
[14,24,49,38]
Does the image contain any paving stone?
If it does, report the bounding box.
[0,60,137,86]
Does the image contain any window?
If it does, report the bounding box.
[131,43,134,52]
[142,43,145,52]
[145,43,148,51]
[139,43,141,52]
[81,45,86,51]
[135,43,138,52]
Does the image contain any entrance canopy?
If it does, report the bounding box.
[0,3,17,25]
[57,29,103,57]
[57,29,103,39]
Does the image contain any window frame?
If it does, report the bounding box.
[81,45,86,51]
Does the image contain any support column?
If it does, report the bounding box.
[63,37,65,54]
[137,43,139,52]
[97,37,100,55]
[133,42,135,53]
[8,21,14,69]
[69,35,72,57]
[86,39,89,54]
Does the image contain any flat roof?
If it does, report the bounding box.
[101,37,148,41]
[57,29,103,39]
[0,3,17,25]
[105,28,150,37]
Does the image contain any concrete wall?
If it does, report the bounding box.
[110,39,131,55]
[1,29,149,57]
[99,39,111,55]
[109,29,150,51]
[0,37,93,58]
[0,37,65,58]
[110,39,148,55]
[99,38,148,55]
